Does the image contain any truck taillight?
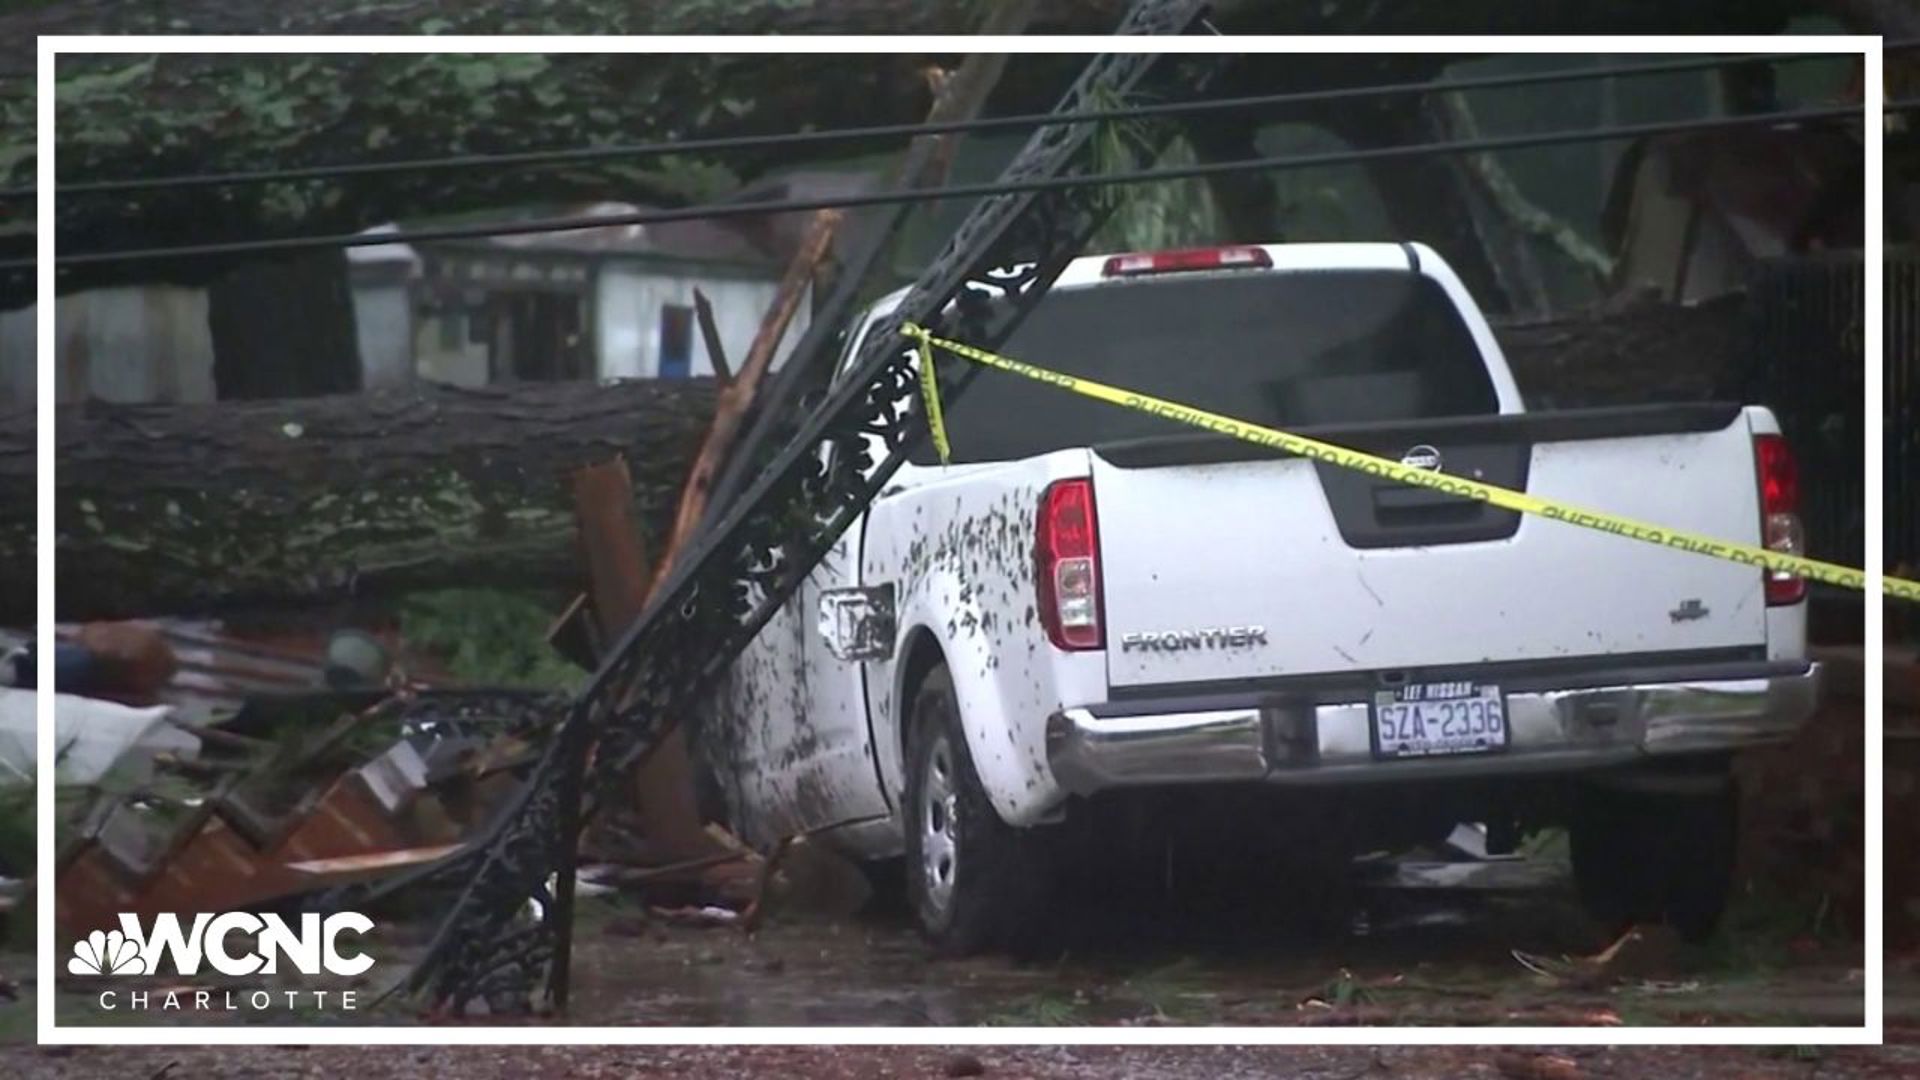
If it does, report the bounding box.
[1100,245,1272,277]
[1036,478,1104,650]
[1755,434,1805,606]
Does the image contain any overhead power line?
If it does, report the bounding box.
[21,100,1871,272]
[5,51,1832,202]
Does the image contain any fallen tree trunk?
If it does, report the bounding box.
[12,299,1748,624]
[1491,293,1745,409]
[16,378,718,623]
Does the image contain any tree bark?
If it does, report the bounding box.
[7,298,1750,626]
[1323,100,1516,314]
[17,378,718,623]
[208,249,363,398]
[1491,293,1745,409]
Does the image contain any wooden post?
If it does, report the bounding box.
[570,457,654,635]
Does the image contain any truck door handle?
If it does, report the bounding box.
[1372,483,1478,512]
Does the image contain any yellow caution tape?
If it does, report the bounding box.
[901,322,1919,604]
[915,332,952,466]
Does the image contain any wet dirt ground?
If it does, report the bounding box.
[31,846,1879,1030]
[550,855,1871,1029]
[3,853,1912,1077]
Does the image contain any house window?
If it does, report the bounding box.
[658,303,694,379]
[492,291,590,382]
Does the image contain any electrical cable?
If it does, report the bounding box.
[16,99,1871,272]
[2,50,1836,202]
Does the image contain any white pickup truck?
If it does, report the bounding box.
[702,242,1822,951]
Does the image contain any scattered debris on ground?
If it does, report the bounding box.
[15,625,1871,1030]
[5,520,1877,1032]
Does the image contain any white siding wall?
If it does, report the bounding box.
[413,312,492,388]
[352,281,415,390]
[0,263,813,405]
[11,284,420,403]
[0,307,32,405]
[594,264,810,380]
[43,287,216,404]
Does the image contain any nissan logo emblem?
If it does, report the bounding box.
[1400,444,1443,471]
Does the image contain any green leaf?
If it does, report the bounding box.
[453,61,500,92]
[58,57,157,102]
[495,54,550,82]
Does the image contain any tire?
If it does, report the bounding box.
[1570,778,1736,944]
[902,663,1052,955]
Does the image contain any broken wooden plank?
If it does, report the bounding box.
[691,287,733,387]
[570,457,655,642]
[284,842,464,879]
[653,208,843,569]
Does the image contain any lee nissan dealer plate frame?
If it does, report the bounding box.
[1369,681,1510,760]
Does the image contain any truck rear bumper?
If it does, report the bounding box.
[1045,661,1821,794]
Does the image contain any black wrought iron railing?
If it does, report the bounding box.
[1890,252,1919,577]
[1744,253,1866,568]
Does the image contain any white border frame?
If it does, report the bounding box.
[34,33,1884,1046]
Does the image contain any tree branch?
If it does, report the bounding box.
[1437,91,1616,284]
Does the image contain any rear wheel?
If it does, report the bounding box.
[1570,777,1736,943]
[903,663,1051,954]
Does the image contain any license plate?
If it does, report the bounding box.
[1370,682,1508,759]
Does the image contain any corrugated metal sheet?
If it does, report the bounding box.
[141,622,335,720]
[44,621,353,726]
[9,619,460,725]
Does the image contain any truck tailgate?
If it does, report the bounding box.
[1093,406,1770,688]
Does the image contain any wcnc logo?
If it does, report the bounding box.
[68,912,373,1013]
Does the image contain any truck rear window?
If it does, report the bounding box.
[914,269,1500,465]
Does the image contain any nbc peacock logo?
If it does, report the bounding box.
[68,928,148,976]
[67,912,375,1013]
